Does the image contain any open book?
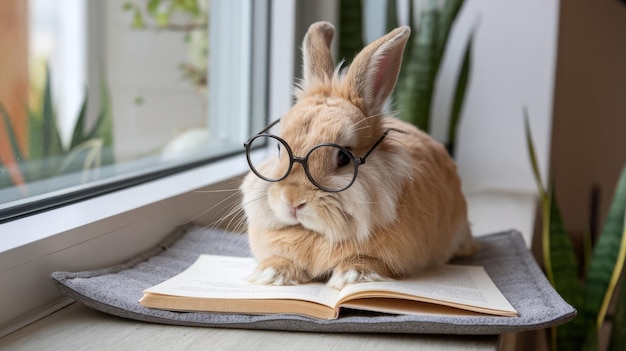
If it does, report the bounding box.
[139,254,518,320]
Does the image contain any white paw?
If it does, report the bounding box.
[247,267,297,286]
[327,269,386,289]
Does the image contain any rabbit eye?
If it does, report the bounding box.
[336,149,351,168]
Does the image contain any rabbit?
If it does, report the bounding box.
[240,21,478,289]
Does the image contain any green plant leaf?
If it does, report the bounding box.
[132,8,145,28]
[445,34,471,156]
[41,65,64,176]
[583,165,626,336]
[25,105,46,182]
[396,1,439,131]
[434,0,464,75]
[27,107,43,161]
[386,0,398,33]
[545,185,587,350]
[609,263,626,351]
[0,104,25,165]
[69,91,89,149]
[147,0,161,15]
[0,103,25,185]
[155,11,170,27]
[338,0,364,64]
[524,111,545,196]
[393,0,413,109]
[582,327,599,351]
[173,0,199,16]
[525,115,585,350]
[83,71,115,166]
[582,229,593,277]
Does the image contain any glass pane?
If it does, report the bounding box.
[307,145,356,192]
[0,0,268,219]
[247,135,286,181]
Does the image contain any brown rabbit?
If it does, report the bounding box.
[240,21,477,289]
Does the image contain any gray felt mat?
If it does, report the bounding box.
[51,225,575,335]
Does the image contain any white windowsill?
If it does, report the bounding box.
[0,153,251,256]
[0,163,537,350]
[0,152,255,335]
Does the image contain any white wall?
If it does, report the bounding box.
[364,0,559,194]
[440,0,558,193]
[101,0,207,162]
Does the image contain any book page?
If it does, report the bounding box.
[143,255,340,308]
[337,265,517,315]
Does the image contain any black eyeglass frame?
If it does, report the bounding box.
[243,119,407,192]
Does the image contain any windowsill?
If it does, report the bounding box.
[0,151,251,255]
[0,152,255,336]
[0,180,536,349]
[465,189,536,247]
[0,302,501,351]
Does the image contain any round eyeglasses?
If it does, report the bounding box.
[244,119,406,192]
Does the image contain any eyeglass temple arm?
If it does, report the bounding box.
[257,118,281,135]
[361,128,408,161]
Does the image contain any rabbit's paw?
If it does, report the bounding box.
[327,268,387,289]
[248,256,310,286]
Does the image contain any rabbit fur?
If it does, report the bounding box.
[240,21,478,289]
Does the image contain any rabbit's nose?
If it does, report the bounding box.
[279,190,307,219]
[290,201,307,218]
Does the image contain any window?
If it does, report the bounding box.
[0,0,280,334]
[0,0,268,222]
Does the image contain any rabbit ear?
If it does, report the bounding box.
[302,21,336,87]
[343,26,410,115]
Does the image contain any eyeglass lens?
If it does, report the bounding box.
[246,135,357,192]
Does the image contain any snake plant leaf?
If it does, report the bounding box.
[84,72,115,166]
[338,0,364,64]
[546,185,587,351]
[386,0,398,33]
[41,65,64,176]
[609,259,626,351]
[0,104,25,185]
[525,115,585,350]
[547,185,583,303]
[396,1,439,131]
[583,165,626,336]
[434,0,464,75]
[0,104,25,165]
[27,107,43,162]
[445,34,471,156]
[524,111,545,196]
[582,327,599,351]
[392,0,413,108]
[69,91,89,149]
[26,106,46,182]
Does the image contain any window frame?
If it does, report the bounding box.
[0,0,268,222]
[0,0,294,336]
